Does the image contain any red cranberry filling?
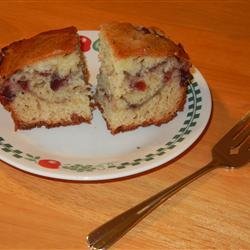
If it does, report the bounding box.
[163,71,173,83]
[38,71,51,77]
[17,80,29,91]
[1,86,16,101]
[130,80,147,91]
[50,73,67,91]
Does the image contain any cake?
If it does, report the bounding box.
[95,22,193,134]
[0,26,92,130]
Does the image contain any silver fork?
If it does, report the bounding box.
[87,113,250,250]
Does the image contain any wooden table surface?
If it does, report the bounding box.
[0,1,249,249]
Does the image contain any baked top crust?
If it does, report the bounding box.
[100,22,189,60]
[0,26,78,81]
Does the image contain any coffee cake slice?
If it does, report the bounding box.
[95,22,192,134]
[0,26,92,130]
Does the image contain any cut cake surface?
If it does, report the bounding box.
[0,27,92,130]
[95,22,192,134]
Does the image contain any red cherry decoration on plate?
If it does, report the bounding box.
[38,159,61,169]
[80,35,91,52]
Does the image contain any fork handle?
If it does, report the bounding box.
[87,160,218,249]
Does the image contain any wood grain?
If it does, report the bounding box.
[0,1,249,249]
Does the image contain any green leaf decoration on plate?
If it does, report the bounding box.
[93,38,100,51]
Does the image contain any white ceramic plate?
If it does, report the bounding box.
[0,31,212,181]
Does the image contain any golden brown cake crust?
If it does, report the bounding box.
[12,112,91,131]
[100,22,189,59]
[0,26,78,81]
